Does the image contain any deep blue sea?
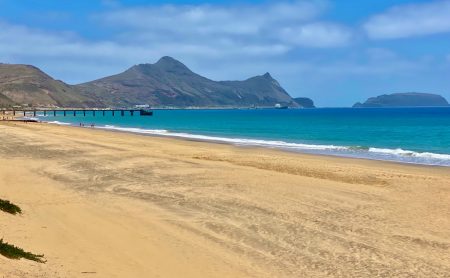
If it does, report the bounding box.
[37,107,450,166]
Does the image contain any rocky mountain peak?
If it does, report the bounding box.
[153,56,192,73]
[262,72,272,79]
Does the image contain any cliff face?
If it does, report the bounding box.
[0,64,97,108]
[294,97,315,108]
[353,93,449,108]
[76,57,297,108]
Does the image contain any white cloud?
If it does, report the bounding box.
[0,20,293,83]
[0,1,355,83]
[0,22,108,59]
[0,20,291,61]
[98,0,352,49]
[364,0,450,39]
[279,23,352,47]
[100,1,327,34]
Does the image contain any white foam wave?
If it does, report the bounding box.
[47,120,72,126]
[98,125,347,151]
[97,125,450,166]
[21,117,39,121]
[42,121,450,166]
[369,148,450,160]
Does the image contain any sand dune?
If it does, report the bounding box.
[1,122,449,277]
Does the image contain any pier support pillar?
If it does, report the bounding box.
[130,110,134,116]
[53,111,56,117]
[93,111,96,117]
[121,110,124,116]
[64,111,66,117]
[74,111,76,116]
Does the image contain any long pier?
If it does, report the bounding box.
[1,109,153,117]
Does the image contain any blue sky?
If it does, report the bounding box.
[0,0,449,106]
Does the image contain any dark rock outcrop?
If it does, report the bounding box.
[294,97,315,108]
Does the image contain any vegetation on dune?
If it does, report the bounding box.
[0,198,45,263]
[0,239,45,263]
[0,198,22,215]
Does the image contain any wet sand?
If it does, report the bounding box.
[0,121,449,277]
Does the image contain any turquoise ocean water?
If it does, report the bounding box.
[38,107,450,166]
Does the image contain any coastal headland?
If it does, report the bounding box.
[1,122,449,277]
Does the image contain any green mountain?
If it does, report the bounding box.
[76,56,298,108]
[0,64,96,108]
[353,93,449,108]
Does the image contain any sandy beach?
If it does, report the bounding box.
[0,121,449,277]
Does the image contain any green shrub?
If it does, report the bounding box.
[0,239,45,263]
[0,199,22,215]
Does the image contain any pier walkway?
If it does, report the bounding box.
[1,109,153,117]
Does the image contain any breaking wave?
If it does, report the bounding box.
[46,121,450,167]
[44,121,450,166]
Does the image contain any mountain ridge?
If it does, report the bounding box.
[76,56,297,108]
[1,57,306,108]
[0,63,97,108]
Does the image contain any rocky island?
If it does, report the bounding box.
[353,93,449,108]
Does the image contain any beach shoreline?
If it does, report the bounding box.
[1,121,449,277]
[44,119,450,168]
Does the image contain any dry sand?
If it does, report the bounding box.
[0,121,449,277]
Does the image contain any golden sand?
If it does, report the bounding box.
[0,122,449,277]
